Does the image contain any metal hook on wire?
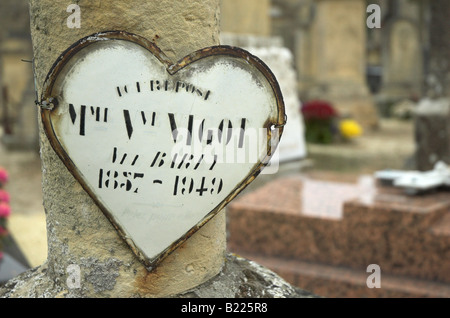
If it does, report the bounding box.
[22,58,56,110]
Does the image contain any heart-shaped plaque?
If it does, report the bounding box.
[40,31,285,269]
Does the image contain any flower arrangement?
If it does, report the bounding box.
[301,100,338,144]
[339,119,363,140]
[0,167,10,262]
[301,100,363,144]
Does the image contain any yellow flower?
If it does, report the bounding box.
[339,119,362,139]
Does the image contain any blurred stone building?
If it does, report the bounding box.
[220,0,439,130]
[220,0,450,171]
[0,0,448,161]
[271,0,379,129]
[0,0,37,150]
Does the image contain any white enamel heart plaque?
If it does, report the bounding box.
[41,31,285,269]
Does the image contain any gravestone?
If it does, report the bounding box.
[227,174,450,297]
[0,0,35,149]
[414,98,450,171]
[413,0,450,172]
[380,19,423,101]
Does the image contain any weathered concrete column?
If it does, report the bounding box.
[10,0,225,298]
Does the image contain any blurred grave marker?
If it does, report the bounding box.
[414,98,450,171]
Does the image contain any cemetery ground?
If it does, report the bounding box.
[3,117,448,297]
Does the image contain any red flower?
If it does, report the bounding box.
[0,167,8,185]
[0,190,10,203]
[0,203,11,218]
[301,100,338,120]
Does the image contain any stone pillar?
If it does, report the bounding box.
[427,0,450,98]
[0,0,36,147]
[298,0,378,129]
[8,0,225,298]
[219,0,271,36]
[381,20,423,99]
[414,99,450,171]
[379,0,424,102]
[413,0,450,171]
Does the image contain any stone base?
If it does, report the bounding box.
[227,175,450,297]
[0,253,317,298]
[178,254,317,298]
[241,253,450,298]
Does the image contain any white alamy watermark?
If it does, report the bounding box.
[367,4,381,29]
[67,4,81,29]
[366,264,381,288]
[169,124,281,175]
